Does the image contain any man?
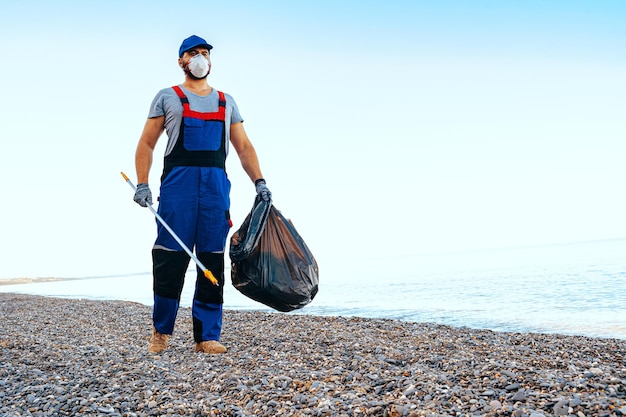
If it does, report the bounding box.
[133,35,271,354]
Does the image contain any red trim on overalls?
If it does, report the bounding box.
[172,86,226,120]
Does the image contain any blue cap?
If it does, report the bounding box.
[179,35,213,57]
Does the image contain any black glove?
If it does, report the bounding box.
[133,183,152,207]
[255,179,272,202]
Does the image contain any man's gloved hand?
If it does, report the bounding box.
[255,178,272,202]
[133,183,153,207]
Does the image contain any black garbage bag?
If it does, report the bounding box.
[230,197,319,312]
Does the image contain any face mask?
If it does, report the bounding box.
[187,54,210,78]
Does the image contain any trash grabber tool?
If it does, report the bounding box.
[120,171,219,286]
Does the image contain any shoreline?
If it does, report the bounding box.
[1,293,625,416]
[2,281,625,342]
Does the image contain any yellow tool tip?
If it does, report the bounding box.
[120,171,129,181]
[204,269,219,286]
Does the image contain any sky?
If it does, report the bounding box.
[0,0,624,279]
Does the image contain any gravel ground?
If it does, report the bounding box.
[1,293,625,417]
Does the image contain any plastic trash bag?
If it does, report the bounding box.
[230,197,319,312]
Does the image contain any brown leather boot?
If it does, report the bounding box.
[195,340,227,354]
[148,328,170,353]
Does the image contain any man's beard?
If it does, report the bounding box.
[184,68,209,80]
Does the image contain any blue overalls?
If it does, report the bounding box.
[152,86,231,343]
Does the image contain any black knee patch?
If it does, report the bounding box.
[195,252,225,304]
[152,249,190,299]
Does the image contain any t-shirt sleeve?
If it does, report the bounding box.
[147,89,168,118]
[228,94,244,124]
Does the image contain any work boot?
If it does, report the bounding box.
[148,328,170,353]
[195,340,227,354]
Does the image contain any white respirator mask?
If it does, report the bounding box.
[187,54,210,78]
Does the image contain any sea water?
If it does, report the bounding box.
[2,239,625,340]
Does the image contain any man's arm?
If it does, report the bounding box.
[135,116,165,184]
[230,121,264,182]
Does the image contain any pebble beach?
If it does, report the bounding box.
[1,293,625,417]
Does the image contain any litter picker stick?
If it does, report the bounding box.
[120,172,219,286]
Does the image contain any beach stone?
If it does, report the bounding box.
[501,370,517,378]
[510,390,526,402]
[489,400,502,409]
[569,396,582,407]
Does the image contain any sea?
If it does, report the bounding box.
[1,239,625,340]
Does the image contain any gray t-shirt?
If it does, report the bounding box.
[148,86,244,156]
